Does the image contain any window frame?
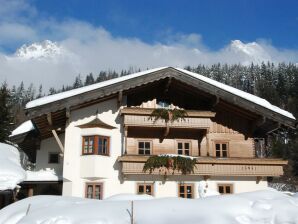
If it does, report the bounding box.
[178,183,194,199]
[214,141,229,158]
[137,140,152,155]
[217,183,233,194]
[85,182,103,199]
[48,152,60,164]
[156,99,171,109]
[176,140,192,156]
[137,183,154,196]
[82,135,110,156]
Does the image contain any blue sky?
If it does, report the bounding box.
[1,0,298,88]
[32,0,298,50]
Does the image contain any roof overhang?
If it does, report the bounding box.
[25,67,296,130]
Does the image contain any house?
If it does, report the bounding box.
[10,67,296,199]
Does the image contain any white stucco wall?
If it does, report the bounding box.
[60,97,269,199]
[36,134,64,176]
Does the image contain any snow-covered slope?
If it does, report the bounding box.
[0,143,26,191]
[15,40,63,60]
[0,190,297,224]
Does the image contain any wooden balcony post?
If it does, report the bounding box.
[124,126,128,155]
[28,185,34,197]
[206,128,210,156]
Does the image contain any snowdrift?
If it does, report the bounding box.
[0,190,298,224]
[0,143,26,191]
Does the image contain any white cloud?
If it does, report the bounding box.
[0,1,298,91]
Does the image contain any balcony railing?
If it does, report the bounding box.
[118,156,287,177]
[123,115,212,128]
[121,107,215,128]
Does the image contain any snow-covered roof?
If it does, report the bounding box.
[0,143,26,191]
[176,68,295,120]
[26,67,166,109]
[25,169,61,182]
[10,120,34,137]
[25,66,295,120]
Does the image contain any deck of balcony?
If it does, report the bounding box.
[121,107,215,129]
[118,155,287,177]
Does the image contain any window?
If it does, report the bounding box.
[137,183,154,195]
[83,136,95,154]
[85,183,103,199]
[98,136,109,155]
[157,100,170,108]
[177,142,190,155]
[82,136,110,155]
[215,142,228,158]
[48,152,59,164]
[218,184,233,194]
[178,184,193,198]
[138,141,151,155]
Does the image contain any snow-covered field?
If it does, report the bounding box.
[0,190,297,224]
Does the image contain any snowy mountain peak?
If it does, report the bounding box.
[15,40,63,59]
[230,40,261,55]
[228,40,271,64]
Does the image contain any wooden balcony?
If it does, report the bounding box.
[121,107,215,128]
[118,155,287,177]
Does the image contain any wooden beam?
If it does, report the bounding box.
[46,112,64,153]
[163,77,172,94]
[46,113,53,126]
[124,126,128,155]
[118,90,123,107]
[52,129,64,153]
[211,95,220,109]
[66,107,70,118]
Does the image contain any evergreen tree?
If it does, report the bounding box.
[0,83,12,142]
[84,73,95,86]
[73,74,83,89]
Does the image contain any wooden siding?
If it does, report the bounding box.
[127,138,200,156]
[118,156,287,177]
[124,115,212,128]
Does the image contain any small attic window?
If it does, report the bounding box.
[48,152,59,164]
[157,100,170,108]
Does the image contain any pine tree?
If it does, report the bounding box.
[36,85,43,99]
[84,73,95,86]
[73,74,83,88]
[0,83,13,142]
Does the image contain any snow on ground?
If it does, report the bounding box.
[26,168,61,182]
[9,120,34,137]
[198,180,220,197]
[0,143,26,191]
[0,190,298,224]
[105,193,153,201]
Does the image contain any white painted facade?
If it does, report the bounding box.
[35,97,269,199]
[36,134,64,178]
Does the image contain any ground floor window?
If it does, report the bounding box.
[137,183,154,195]
[85,183,103,199]
[218,184,233,194]
[178,183,193,198]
